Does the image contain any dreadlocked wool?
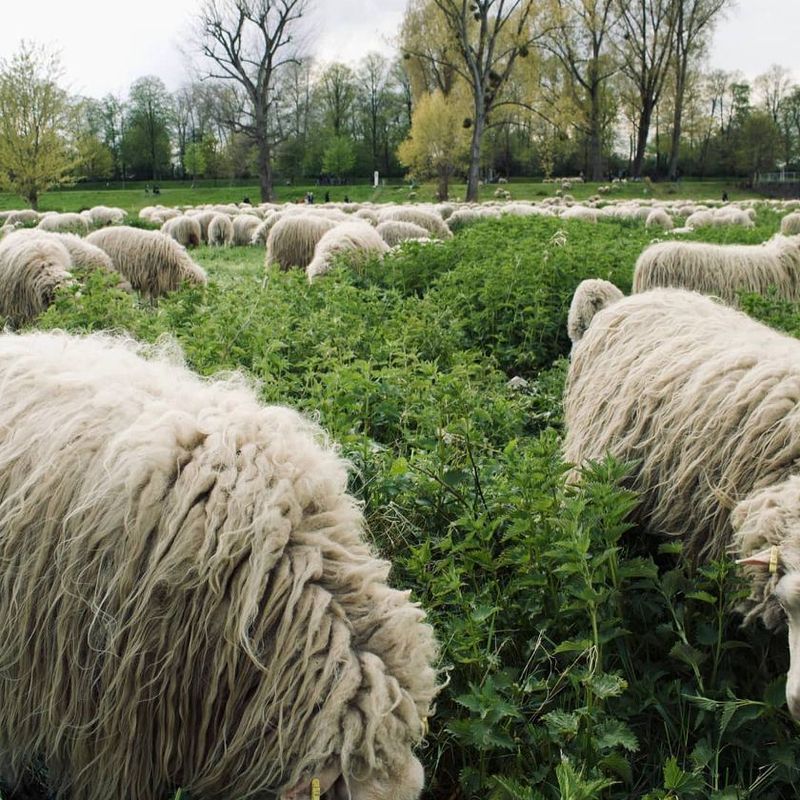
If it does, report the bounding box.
[207,214,234,247]
[631,236,800,304]
[564,285,800,643]
[37,212,89,234]
[781,212,800,236]
[377,207,452,240]
[307,222,389,281]
[567,278,624,344]
[162,216,202,248]
[0,229,73,325]
[266,215,337,271]
[86,226,204,299]
[232,214,261,246]
[0,330,439,800]
[376,220,431,247]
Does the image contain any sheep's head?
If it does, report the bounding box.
[280,754,425,800]
[733,476,800,720]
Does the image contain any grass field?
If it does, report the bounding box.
[0,177,759,214]
[14,202,800,799]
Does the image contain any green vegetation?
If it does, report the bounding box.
[0,178,760,214]
[19,209,800,799]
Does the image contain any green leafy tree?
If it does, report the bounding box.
[0,42,75,208]
[122,76,173,180]
[397,88,470,200]
[736,110,781,183]
[183,141,207,185]
[322,135,357,178]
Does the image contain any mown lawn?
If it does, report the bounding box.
[13,208,800,799]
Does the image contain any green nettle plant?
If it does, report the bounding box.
[24,209,800,799]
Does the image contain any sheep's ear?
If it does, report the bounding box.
[279,764,341,799]
[736,547,779,568]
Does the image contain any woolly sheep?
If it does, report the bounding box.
[37,212,89,234]
[0,330,438,800]
[567,278,625,345]
[378,207,452,240]
[87,226,206,299]
[632,236,800,304]
[86,205,127,227]
[232,214,261,246]
[560,206,599,224]
[782,212,800,236]
[563,283,800,720]
[354,208,380,226]
[0,229,73,324]
[208,214,234,247]
[3,209,39,226]
[188,210,219,243]
[267,215,337,271]
[251,212,282,246]
[376,220,431,247]
[307,222,389,281]
[162,216,202,248]
[645,208,674,230]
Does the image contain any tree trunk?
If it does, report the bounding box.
[27,189,38,210]
[632,102,654,178]
[588,82,603,181]
[466,102,485,202]
[668,62,688,181]
[437,169,449,201]
[257,132,273,203]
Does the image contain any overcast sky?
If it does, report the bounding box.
[0,0,796,98]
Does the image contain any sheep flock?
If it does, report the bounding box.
[3,185,800,796]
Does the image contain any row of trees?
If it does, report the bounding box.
[0,0,797,206]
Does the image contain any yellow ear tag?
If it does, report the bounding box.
[311,778,321,800]
[770,546,780,575]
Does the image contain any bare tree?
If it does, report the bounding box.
[666,0,730,180]
[194,0,308,201]
[754,64,794,123]
[402,0,548,201]
[543,0,619,181]
[615,0,677,177]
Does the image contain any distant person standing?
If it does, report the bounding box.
[722,191,729,202]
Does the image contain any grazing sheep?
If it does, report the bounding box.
[378,207,452,240]
[632,236,800,304]
[645,208,674,230]
[685,209,714,228]
[354,208,380,226]
[0,230,73,324]
[250,212,282,246]
[162,216,202,248]
[376,220,431,247]
[446,209,484,232]
[37,212,89,234]
[307,222,389,281]
[85,205,127,227]
[87,227,205,299]
[563,284,800,720]
[232,214,261,246]
[3,209,39,226]
[0,330,439,800]
[782,212,800,236]
[188,210,219,243]
[267,215,337,271]
[208,213,234,247]
[567,278,624,345]
[560,205,598,223]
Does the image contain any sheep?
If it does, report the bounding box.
[354,208,380,226]
[645,208,674,230]
[376,220,431,247]
[267,215,337,271]
[563,283,800,720]
[208,213,234,247]
[446,209,484,232]
[781,212,800,236]
[37,212,89,234]
[632,236,800,304]
[85,205,127,227]
[377,207,452,240]
[161,216,202,248]
[187,209,218,243]
[307,222,389,281]
[232,214,261,246]
[560,206,599,224]
[3,209,39,226]
[567,278,625,345]
[0,229,73,324]
[251,212,282,246]
[86,226,206,299]
[0,330,439,800]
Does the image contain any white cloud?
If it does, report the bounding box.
[0,0,797,98]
